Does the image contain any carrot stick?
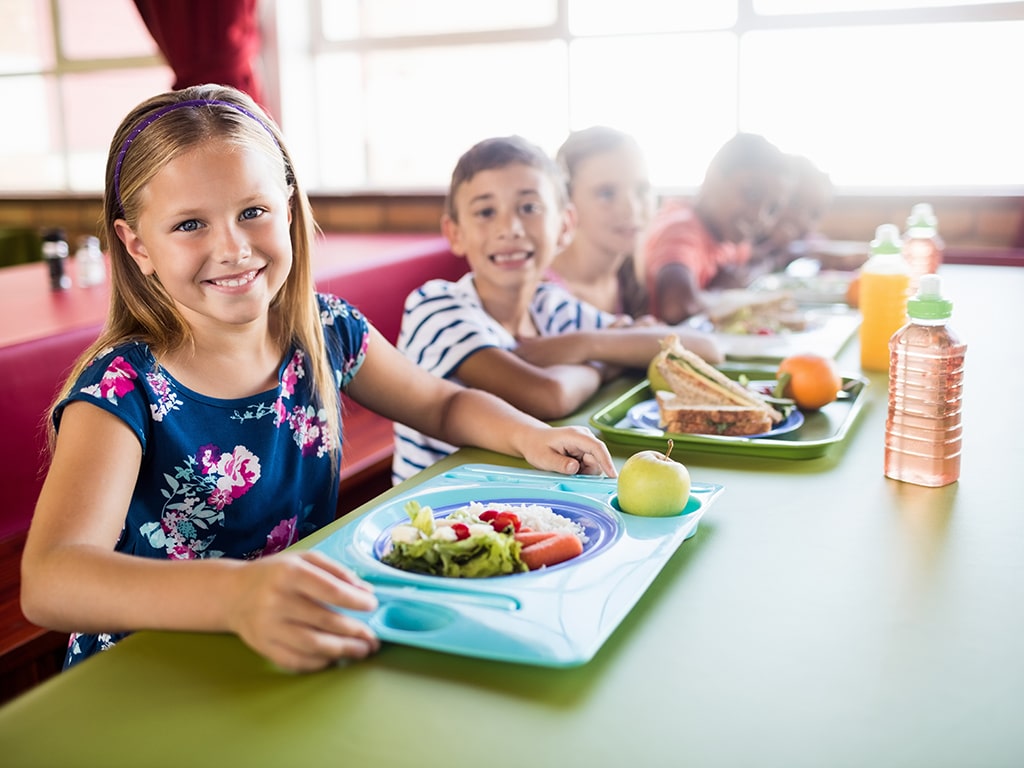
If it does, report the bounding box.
[520,532,584,570]
[515,530,557,547]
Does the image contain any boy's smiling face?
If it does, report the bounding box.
[443,162,573,292]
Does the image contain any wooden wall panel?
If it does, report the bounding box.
[1,193,1020,253]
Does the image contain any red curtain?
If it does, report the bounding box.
[133,0,266,110]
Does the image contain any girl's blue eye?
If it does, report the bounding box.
[176,219,201,233]
[241,207,263,221]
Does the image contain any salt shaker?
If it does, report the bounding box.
[74,236,106,287]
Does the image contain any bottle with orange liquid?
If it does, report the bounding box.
[858,224,910,372]
[885,274,966,487]
[902,202,944,294]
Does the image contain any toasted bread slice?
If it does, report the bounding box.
[656,392,774,436]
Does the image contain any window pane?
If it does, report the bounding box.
[58,0,160,60]
[756,0,1018,12]
[0,0,54,73]
[740,21,1024,187]
[323,0,556,40]
[569,1,736,34]
[569,34,738,188]
[313,52,366,189]
[0,67,173,193]
[319,42,568,189]
[64,68,173,191]
[0,74,63,191]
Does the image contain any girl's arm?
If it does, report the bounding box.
[21,402,380,672]
[346,326,616,477]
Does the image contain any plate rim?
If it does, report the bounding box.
[624,398,805,438]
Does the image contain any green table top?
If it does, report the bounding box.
[2,265,1022,768]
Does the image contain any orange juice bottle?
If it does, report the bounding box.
[858,224,910,372]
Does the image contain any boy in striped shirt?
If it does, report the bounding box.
[392,136,722,483]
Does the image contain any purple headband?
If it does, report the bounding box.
[112,98,279,214]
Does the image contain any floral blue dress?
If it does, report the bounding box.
[53,294,369,669]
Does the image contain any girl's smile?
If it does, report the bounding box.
[204,266,266,290]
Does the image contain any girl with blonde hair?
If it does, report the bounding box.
[21,85,615,673]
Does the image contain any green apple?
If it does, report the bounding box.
[617,440,691,517]
[647,356,672,393]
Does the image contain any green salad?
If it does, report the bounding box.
[381,501,528,578]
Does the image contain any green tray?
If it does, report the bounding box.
[590,364,870,460]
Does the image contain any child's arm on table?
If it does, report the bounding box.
[512,324,724,370]
[21,401,380,673]
[456,347,608,420]
[347,326,615,476]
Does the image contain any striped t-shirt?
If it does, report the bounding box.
[392,272,617,483]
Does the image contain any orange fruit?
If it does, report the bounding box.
[845,274,860,308]
[776,353,842,411]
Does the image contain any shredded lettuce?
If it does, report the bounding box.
[404,500,436,536]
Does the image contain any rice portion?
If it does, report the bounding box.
[451,501,589,544]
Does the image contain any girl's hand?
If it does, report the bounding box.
[517,425,617,478]
[226,550,380,672]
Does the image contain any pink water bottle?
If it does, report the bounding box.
[884,274,966,487]
[901,203,944,294]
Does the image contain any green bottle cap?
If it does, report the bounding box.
[907,273,952,320]
[870,223,902,256]
[906,202,938,231]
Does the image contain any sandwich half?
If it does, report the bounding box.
[651,335,784,435]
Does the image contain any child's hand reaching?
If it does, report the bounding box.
[516,425,617,478]
[226,550,380,672]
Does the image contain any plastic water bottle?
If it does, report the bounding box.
[41,228,71,291]
[858,224,910,372]
[902,203,944,294]
[74,235,106,287]
[884,274,966,487]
